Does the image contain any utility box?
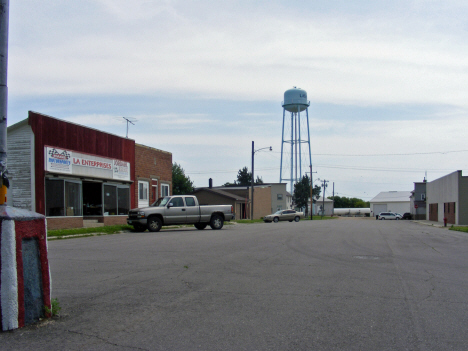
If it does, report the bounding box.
[0,206,51,331]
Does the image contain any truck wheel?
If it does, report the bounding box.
[148,217,162,232]
[195,223,207,230]
[210,215,224,230]
[273,217,279,223]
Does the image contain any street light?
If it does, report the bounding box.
[251,141,272,220]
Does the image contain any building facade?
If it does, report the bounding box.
[7,112,171,229]
[426,171,468,225]
[369,191,411,217]
[410,182,427,220]
[311,196,334,216]
[192,188,247,220]
[193,183,288,220]
[134,144,172,209]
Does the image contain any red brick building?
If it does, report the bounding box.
[7,112,172,229]
[134,144,172,209]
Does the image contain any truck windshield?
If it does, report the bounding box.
[152,197,170,207]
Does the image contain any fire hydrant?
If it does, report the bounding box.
[444,217,447,227]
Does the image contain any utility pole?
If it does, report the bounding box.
[307,165,317,220]
[332,182,335,217]
[0,0,9,204]
[251,141,254,220]
[321,179,328,218]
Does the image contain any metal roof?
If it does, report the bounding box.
[192,188,247,201]
[369,191,411,203]
[313,196,333,203]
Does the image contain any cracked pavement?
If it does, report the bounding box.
[2,219,468,350]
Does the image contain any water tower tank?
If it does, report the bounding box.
[282,87,309,112]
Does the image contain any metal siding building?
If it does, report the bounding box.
[426,171,468,225]
[369,191,411,217]
[8,112,136,229]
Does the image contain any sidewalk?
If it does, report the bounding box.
[412,220,455,228]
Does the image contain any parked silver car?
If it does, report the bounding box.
[264,209,304,223]
[378,212,402,220]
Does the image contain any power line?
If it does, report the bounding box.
[187,164,462,175]
[269,149,468,157]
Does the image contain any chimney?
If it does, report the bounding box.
[209,178,213,188]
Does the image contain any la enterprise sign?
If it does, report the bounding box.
[45,147,130,181]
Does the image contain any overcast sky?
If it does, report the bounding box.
[7,0,468,200]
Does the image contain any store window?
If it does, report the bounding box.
[161,183,169,197]
[118,188,130,215]
[104,185,117,215]
[139,181,148,200]
[104,184,130,215]
[46,179,82,217]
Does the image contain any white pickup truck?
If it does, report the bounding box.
[127,195,234,232]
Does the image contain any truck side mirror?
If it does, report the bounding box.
[167,203,173,208]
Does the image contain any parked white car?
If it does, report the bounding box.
[378,212,402,220]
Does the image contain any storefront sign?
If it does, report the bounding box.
[113,160,131,180]
[45,147,72,174]
[45,146,130,180]
[72,157,112,170]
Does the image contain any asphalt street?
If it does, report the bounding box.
[2,218,468,350]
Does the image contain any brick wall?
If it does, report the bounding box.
[135,144,172,207]
[46,217,84,230]
[252,186,272,219]
[102,216,128,226]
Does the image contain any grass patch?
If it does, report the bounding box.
[48,225,133,239]
[44,298,61,317]
[449,226,468,233]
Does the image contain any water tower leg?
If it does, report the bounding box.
[290,112,293,194]
[279,108,285,183]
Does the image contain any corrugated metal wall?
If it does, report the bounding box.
[7,123,34,210]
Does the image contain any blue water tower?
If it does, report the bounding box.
[280,87,312,194]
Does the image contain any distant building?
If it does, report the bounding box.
[311,196,334,216]
[426,171,468,225]
[193,183,288,219]
[369,191,411,217]
[410,181,427,220]
[191,187,249,220]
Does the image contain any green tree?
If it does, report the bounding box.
[172,163,194,195]
[328,196,369,208]
[229,167,264,186]
[236,167,251,186]
[293,175,311,216]
[312,185,321,199]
